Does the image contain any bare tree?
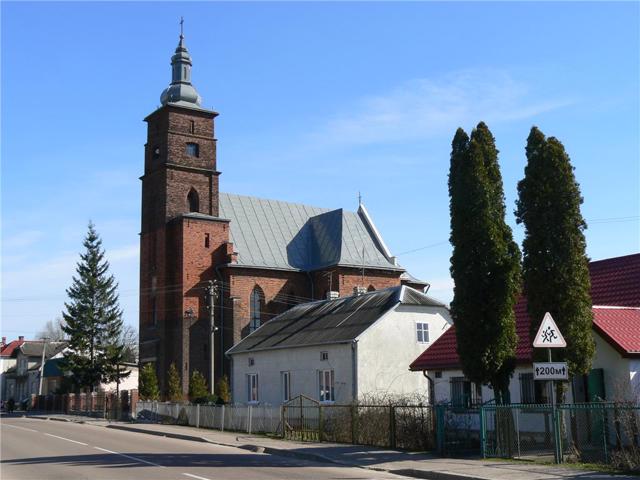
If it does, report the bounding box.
[37,317,66,341]
[120,324,138,363]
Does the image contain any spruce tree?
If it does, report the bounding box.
[167,363,183,402]
[449,123,521,403]
[139,363,160,401]
[188,370,209,402]
[515,127,594,377]
[60,223,129,392]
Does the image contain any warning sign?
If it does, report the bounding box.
[533,312,566,348]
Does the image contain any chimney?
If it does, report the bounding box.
[353,286,367,296]
[1,336,5,348]
[326,291,340,301]
[18,336,24,341]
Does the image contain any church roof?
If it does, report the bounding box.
[227,286,446,355]
[219,193,404,273]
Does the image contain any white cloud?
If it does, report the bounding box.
[109,244,139,262]
[2,230,44,250]
[312,69,573,147]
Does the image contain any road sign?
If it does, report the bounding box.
[533,362,569,380]
[533,312,566,348]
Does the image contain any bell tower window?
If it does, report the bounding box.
[153,146,160,160]
[187,189,199,213]
[186,142,199,157]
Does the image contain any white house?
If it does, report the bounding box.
[409,253,640,405]
[226,285,452,405]
[0,337,25,402]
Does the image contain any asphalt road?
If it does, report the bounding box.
[1,417,399,480]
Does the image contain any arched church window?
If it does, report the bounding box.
[250,286,264,333]
[187,189,199,213]
[153,146,160,160]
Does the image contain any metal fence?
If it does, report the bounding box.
[481,402,640,468]
[135,401,282,435]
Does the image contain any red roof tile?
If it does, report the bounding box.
[0,340,25,358]
[589,253,640,307]
[410,253,640,371]
[592,307,640,357]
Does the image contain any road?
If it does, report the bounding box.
[1,417,399,480]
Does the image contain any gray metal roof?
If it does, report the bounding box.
[19,341,67,358]
[218,193,403,272]
[227,286,446,355]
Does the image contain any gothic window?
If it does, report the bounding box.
[250,286,264,333]
[186,142,199,157]
[190,120,195,134]
[153,146,160,160]
[187,189,199,213]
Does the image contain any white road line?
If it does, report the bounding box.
[94,447,167,468]
[183,474,211,480]
[2,424,38,433]
[44,433,88,446]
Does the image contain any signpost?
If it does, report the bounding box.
[532,312,566,463]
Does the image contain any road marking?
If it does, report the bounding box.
[2,424,38,433]
[44,433,88,446]
[94,447,166,468]
[183,474,211,480]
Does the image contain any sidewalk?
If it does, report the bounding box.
[24,414,638,480]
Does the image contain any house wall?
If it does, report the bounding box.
[629,360,640,400]
[100,367,140,393]
[591,333,632,401]
[0,358,17,401]
[231,344,354,405]
[357,304,452,402]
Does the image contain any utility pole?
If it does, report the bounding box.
[205,280,219,395]
[38,337,49,396]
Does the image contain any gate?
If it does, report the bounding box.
[436,405,481,456]
[282,395,320,441]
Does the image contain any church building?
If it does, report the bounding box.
[139,30,429,395]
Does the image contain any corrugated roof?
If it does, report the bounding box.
[410,253,640,371]
[228,286,445,355]
[218,193,402,272]
[592,307,640,357]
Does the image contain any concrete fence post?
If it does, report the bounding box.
[221,405,225,432]
[248,405,252,434]
[196,404,200,428]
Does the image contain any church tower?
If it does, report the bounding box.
[139,26,230,395]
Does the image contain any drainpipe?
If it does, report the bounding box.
[306,271,315,300]
[214,264,225,379]
[422,370,435,405]
[351,341,358,402]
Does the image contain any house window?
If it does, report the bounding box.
[281,371,291,402]
[320,351,329,361]
[186,142,199,157]
[450,377,482,408]
[435,371,442,379]
[187,189,199,213]
[519,373,549,404]
[247,373,259,403]
[204,233,210,248]
[416,322,429,343]
[250,287,264,333]
[248,357,255,367]
[319,369,335,403]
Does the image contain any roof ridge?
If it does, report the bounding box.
[593,305,640,310]
[220,191,340,214]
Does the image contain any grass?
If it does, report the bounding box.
[482,456,640,476]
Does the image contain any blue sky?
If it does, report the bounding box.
[2,2,639,339]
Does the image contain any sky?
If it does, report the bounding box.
[2,2,639,340]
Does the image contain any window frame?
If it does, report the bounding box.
[249,287,264,333]
[247,373,259,403]
[318,369,335,403]
[450,376,482,408]
[281,371,291,403]
[185,142,199,157]
[416,322,429,343]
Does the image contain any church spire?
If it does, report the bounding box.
[160,18,203,108]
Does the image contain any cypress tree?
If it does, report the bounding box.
[60,223,129,392]
[167,363,183,402]
[139,363,160,401]
[515,127,594,377]
[449,123,521,403]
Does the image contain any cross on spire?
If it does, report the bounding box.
[180,17,184,38]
